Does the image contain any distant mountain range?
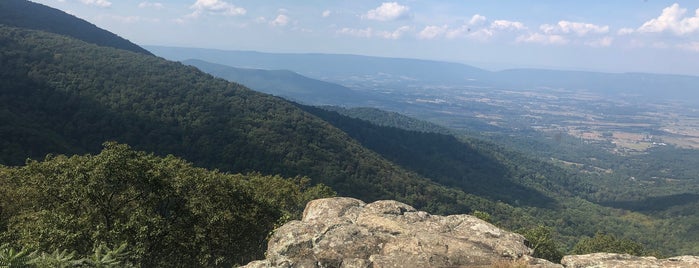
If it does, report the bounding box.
[149,46,699,103]
[182,59,377,106]
[147,46,489,86]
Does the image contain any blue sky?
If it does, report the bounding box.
[32,0,699,76]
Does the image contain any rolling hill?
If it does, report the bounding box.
[182,59,375,106]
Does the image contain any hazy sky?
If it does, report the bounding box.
[32,0,699,76]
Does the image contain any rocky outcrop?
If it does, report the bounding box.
[243,197,558,268]
[561,253,699,268]
[242,197,699,268]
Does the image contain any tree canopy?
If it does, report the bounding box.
[0,142,334,266]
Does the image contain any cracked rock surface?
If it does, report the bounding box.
[242,197,699,268]
[242,197,558,268]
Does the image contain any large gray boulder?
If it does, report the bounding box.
[242,197,559,268]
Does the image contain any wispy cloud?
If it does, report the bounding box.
[540,21,609,36]
[338,27,373,38]
[491,20,527,31]
[585,36,614,48]
[617,28,635,35]
[322,10,331,18]
[469,14,487,26]
[379,25,411,39]
[270,14,289,27]
[80,0,111,8]
[418,25,447,40]
[418,15,526,41]
[516,33,568,45]
[186,0,246,19]
[364,2,410,21]
[338,26,411,40]
[138,2,163,9]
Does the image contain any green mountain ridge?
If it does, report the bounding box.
[182,59,374,106]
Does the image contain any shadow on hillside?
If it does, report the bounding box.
[601,193,699,214]
[301,105,558,209]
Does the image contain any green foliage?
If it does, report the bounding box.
[572,232,645,256]
[31,249,78,268]
[82,243,131,268]
[472,210,492,223]
[320,106,453,135]
[0,244,36,268]
[0,245,39,268]
[0,143,334,266]
[301,105,559,208]
[519,226,564,263]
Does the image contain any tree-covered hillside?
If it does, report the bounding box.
[0,24,511,217]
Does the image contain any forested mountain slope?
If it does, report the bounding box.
[0,24,508,217]
[0,0,151,55]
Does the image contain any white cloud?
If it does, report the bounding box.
[638,3,699,35]
[378,26,411,39]
[338,26,411,39]
[97,14,160,24]
[491,20,527,31]
[516,33,568,45]
[80,0,111,7]
[540,20,609,36]
[617,28,635,35]
[322,10,331,18]
[469,14,487,26]
[418,25,447,39]
[585,36,613,47]
[138,2,163,9]
[338,27,374,38]
[270,14,289,27]
[187,0,246,19]
[444,25,469,39]
[418,17,525,41]
[364,2,410,21]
